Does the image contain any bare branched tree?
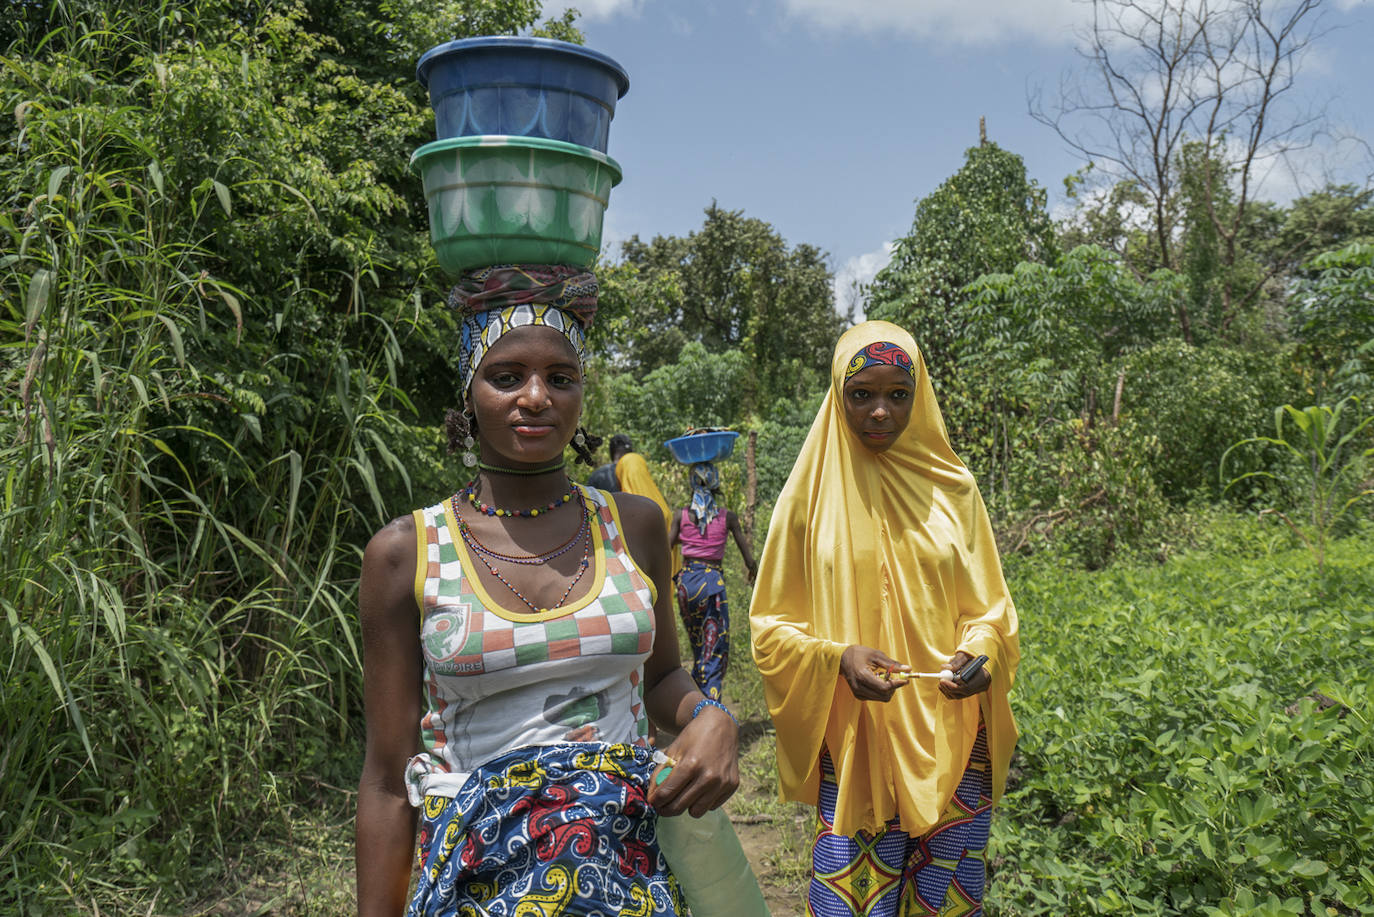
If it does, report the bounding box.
[1032,0,1333,341]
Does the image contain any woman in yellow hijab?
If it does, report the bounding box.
[750,320,1018,916]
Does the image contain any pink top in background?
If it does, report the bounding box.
[678,509,728,562]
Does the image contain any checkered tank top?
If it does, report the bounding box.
[403,485,657,802]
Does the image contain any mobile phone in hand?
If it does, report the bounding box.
[956,655,988,684]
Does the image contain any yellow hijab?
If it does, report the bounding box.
[615,451,682,578]
[749,321,1019,836]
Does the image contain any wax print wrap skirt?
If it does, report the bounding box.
[809,726,994,917]
[408,742,688,917]
[674,560,730,700]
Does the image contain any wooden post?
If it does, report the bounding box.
[744,430,758,543]
[979,116,987,146]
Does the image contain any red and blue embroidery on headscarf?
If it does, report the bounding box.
[844,340,915,381]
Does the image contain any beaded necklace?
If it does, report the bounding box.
[451,490,594,614]
[453,499,589,566]
[462,479,576,518]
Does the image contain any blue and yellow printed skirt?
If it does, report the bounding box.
[674,560,730,700]
[809,726,993,917]
[408,743,688,917]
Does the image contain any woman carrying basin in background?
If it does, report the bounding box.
[355,268,740,917]
[668,459,757,701]
[750,320,1019,916]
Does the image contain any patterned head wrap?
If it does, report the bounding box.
[844,340,915,381]
[688,461,721,535]
[451,265,598,403]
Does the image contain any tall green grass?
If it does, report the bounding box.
[0,19,433,912]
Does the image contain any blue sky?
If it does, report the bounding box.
[542,0,1374,309]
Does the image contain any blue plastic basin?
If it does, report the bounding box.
[664,432,740,464]
[417,37,630,152]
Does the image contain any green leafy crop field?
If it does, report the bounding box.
[987,534,1373,916]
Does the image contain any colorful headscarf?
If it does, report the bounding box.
[844,340,915,381]
[688,461,721,535]
[457,304,586,401]
[448,264,599,327]
[750,321,1019,838]
[451,265,598,403]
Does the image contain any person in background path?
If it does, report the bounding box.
[668,461,757,700]
[590,434,680,578]
[585,433,630,492]
[750,320,1019,917]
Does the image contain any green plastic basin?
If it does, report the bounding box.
[410,135,623,274]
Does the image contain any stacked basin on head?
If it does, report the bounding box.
[411,37,629,275]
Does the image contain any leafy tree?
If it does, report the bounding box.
[1290,242,1374,401]
[1260,185,1374,280]
[597,202,843,414]
[866,140,1058,387]
[1032,0,1355,342]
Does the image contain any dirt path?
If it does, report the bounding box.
[731,818,807,917]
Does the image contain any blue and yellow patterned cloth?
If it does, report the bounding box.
[451,264,599,403]
[674,560,730,700]
[457,303,587,403]
[408,742,687,917]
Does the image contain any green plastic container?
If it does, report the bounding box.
[410,135,623,274]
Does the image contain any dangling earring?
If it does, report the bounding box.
[462,413,478,468]
[573,429,586,448]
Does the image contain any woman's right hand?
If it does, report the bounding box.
[839,645,909,702]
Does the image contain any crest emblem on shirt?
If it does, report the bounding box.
[422,605,472,664]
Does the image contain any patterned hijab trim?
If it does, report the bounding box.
[688,461,721,535]
[844,341,915,381]
[458,304,586,402]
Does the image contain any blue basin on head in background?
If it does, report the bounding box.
[664,432,740,465]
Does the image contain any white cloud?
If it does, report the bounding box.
[543,0,645,21]
[833,242,895,320]
[778,0,1081,45]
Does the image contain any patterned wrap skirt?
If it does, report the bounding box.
[809,726,994,917]
[673,560,730,700]
[408,743,688,917]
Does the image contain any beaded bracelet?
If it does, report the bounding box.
[692,697,738,725]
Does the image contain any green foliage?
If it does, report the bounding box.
[867,141,1058,382]
[989,532,1374,915]
[1222,399,1374,576]
[926,246,1181,565]
[1258,185,1374,281]
[984,416,1174,570]
[961,245,1179,413]
[1290,242,1374,402]
[1116,341,1298,500]
[598,202,844,415]
[588,342,752,458]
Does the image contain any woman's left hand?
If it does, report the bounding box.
[649,705,740,818]
[939,650,992,699]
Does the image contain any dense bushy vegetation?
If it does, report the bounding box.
[990,532,1374,916]
[2,0,1372,912]
[1,0,573,910]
